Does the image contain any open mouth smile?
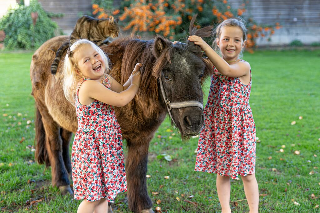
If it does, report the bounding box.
[93,64,102,72]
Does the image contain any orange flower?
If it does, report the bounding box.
[112,10,120,15]
[212,8,218,15]
[198,0,203,3]
[224,11,233,18]
[197,6,203,12]
[98,14,108,19]
[92,9,99,15]
[264,27,270,31]
[237,8,245,16]
[223,0,227,4]
[92,4,99,9]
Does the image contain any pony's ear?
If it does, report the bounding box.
[153,36,170,58]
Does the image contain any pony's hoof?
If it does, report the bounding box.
[59,185,73,196]
[108,206,113,213]
[141,209,154,213]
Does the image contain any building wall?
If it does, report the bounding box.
[37,0,92,35]
[228,0,320,46]
[37,0,123,35]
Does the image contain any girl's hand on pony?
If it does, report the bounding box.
[131,63,142,87]
[132,63,142,75]
[188,35,211,51]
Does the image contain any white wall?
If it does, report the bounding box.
[228,0,320,46]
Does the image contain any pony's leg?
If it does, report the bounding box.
[126,138,154,213]
[36,102,72,195]
[34,107,49,166]
[60,128,72,174]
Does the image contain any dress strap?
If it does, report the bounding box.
[75,78,87,103]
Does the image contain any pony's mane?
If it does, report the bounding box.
[189,14,213,37]
[106,37,160,99]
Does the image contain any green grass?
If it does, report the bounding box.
[0,50,319,212]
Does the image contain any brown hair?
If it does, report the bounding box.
[213,18,247,50]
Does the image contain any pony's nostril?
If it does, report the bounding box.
[184,116,192,126]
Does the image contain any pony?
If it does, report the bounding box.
[30,19,213,213]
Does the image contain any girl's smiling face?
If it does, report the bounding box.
[74,43,105,80]
[216,26,245,62]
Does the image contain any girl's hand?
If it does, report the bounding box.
[188,35,210,51]
[132,63,142,75]
[132,63,142,86]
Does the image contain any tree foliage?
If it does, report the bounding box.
[0,0,59,50]
[92,0,281,51]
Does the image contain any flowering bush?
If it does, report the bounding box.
[0,0,60,50]
[92,0,280,51]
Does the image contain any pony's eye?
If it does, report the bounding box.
[164,75,172,81]
[199,73,204,78]
[162,71,172,81]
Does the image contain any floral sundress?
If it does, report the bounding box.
[195,63,256,180]
[72,77,127,202]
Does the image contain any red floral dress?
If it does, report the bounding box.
[195,63,256,180]
[72,77,127,202]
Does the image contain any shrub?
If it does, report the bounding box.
[289,39,303,47]
[310,42,320,47]
[0,0,60,50]
[91,0,280,52]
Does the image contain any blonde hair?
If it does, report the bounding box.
[63,39,110,105]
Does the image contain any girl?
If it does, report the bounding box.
[189,18,259,213]
[63,39,142,213]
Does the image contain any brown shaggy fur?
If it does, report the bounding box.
[30,22,213,212]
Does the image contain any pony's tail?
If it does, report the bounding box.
[51,41,70,75]
[34,107,50,166]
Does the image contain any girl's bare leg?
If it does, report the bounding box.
[77,198,108,213]
[216,174,231,213]
[241,174,259,213]
[77,199,99,213]
[94,198,109,213]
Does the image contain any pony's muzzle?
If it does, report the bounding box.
[180,107,204,135]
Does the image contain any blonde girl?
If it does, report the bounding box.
[63,39,141,213]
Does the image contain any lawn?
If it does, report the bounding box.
[0,49,319,212]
